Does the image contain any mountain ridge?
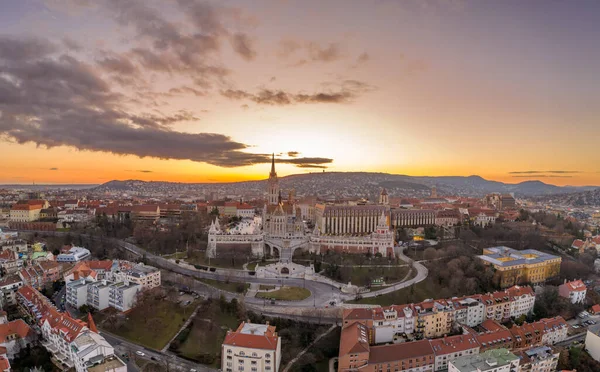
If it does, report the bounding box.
[92,172,598,197]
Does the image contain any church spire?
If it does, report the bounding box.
[270,153,276,177]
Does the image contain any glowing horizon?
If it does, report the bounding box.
[1,1,599,187]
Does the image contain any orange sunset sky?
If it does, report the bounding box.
[1,0,599,186]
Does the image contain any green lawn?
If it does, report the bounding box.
[256,286,311,301]
[185,252,248,269]
[106,300,198,350]
[172,299,241,367]
[349,278,440,306]
[199,278,249,293]
[322,264,411,287]
[259,284,276,290]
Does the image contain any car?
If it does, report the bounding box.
[136,351,145,357]
[573,325,580,329]
[573,340,581,345]
[190,370,197,372]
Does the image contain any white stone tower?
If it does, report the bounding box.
[267,153,279,205]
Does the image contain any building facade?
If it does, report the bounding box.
[221,322,281,372]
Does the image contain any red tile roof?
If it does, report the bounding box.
[368,340,434,364]
[429,334,479,355]
[0,319,33,343]
[223,322,279,351]
[17,285,87,342]
[591,304,600,314]
[339,322,370,356]
[564,280,586,292]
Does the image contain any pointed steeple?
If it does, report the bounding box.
[270,153,276,177]
[87,313,98,333]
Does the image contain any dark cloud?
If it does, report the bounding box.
[277,39,344,65]
[168,86,206,96]
[0,37,333,168]
[270,76,277,82]
[221,80,374,105]
[0,35,57,61]
[282,157,333,165]
[287,151,299,157]
[62,37,83,52]
[230,33,257,61]
[296,164,327,169]
[509,170,582,174]
[512,175,573,178]
[49,167,59,171]
[96,53,140,76]
[137,170,153,173]
[240,104,250,110]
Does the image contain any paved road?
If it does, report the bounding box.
[101,331,216,372]
[354,246,428,299]
[27,231,428,306]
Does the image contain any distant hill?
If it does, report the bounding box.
[90,173,597,198]
[0,184,97,190]
[535,188,600,207]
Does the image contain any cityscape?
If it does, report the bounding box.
[2,1,600,372]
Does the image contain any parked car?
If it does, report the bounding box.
[136,351,145,357]
[573,325,580,329]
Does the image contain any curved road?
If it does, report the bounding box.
[27,231,428,306]
[355,246,429,299]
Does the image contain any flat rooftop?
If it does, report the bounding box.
[451,348,518,371]
[87,357,126,372]
[478,246,560,267]
[240,323,269,336]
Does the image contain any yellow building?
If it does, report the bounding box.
[478,246,561,288]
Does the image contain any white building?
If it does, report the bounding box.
[17,285,125,372]
[430,334,480,371]
[539,317,568,345]
[66,278,95,309]
[558,279,587,304]
[222,322,281,372]
[108,281,140,312]
[56,246,91,262]
[87,281,112,311]
[506,286,536,318]
[108,263,161,290]
[585,325,600,362]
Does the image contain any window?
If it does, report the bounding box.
[265,354,270,359]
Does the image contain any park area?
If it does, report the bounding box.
[96,289,199,350]
[256,286,311,301]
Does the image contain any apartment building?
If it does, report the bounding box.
[350,285,534,345]
[108,281,140,312]
[109,263,161,290]
[448,349,519,372]
[66,278,96,309]
[17,285,125,372]
[87,281,112,311]
[0,275,23,306]
[558,279,587,304]
[0,313,36,359]
[430,334,480,371]
[514,346,559,372]
[18,261,61,289]
[222,322,281,372]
